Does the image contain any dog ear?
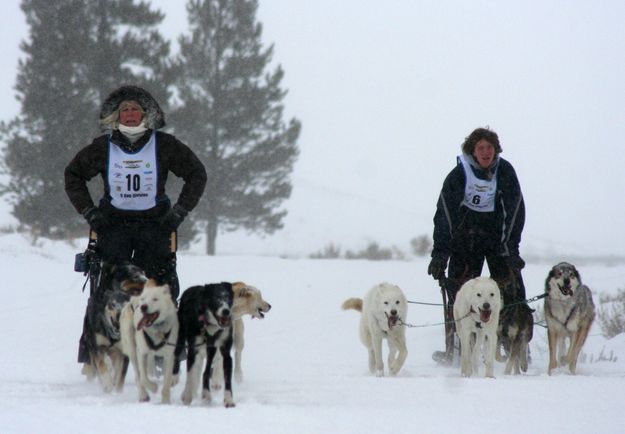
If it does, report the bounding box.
[161,284,171,297]
[121,280,145,297]
[232,281,250,298]
[572,266,582,284]
[145,278,159,288]
[545,266,557,293]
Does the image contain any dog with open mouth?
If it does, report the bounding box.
[210,282,272,389]
[544,262,595,375]
[342,282,408,377]
[174,282,236,407]
[120,280,179,403]
[453,276,502,378]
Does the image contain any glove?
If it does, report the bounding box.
[427,255,448,280]
[160,204,188,231]
[506,254,525,271]
[82,206,109,231]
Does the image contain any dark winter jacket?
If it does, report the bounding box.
[64,129,207,220]
[431,155,525,259]
[65,85,206,220]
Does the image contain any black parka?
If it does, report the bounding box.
[432,156,525,259]
[65,85,206,220]
[64,129,206,220]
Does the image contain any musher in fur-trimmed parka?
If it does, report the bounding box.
[65,85,207,280]
[427,127,527,304]
[65,85,206,364]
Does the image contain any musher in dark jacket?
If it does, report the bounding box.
[427,127,527,362]
[65,85,206,364]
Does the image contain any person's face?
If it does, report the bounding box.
[118,101,143,127]
[473,139,496,168]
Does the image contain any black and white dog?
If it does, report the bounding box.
[83,262,147,392]
[175,283,235,407]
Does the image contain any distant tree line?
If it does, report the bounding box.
[0,0,300,255]
[309,235,432,261]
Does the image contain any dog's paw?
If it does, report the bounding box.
[224,391,235,408]
[81,363,96,380]
[181,390,193,405]
[161,390,171,405]
[201,388,212,403]
[139,390,150,402]
[375,369,384,377]
[101,380,114,394]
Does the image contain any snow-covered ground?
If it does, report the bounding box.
[1,232,624,434]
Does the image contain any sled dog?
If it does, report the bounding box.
[120,281,179,403]
[342,282,408,377]
[544,262,595,375]
[496,271,534,375]
[175,283,235,407]
[210,282,272,388]
[453,277,501,378]
[497,301,534,375]
[83,262,147,392]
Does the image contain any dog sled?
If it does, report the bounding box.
[74,230,178,295]
[74,229,179,365]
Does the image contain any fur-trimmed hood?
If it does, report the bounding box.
[99,85,165,131]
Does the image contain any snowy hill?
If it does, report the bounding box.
[1,232,624,433]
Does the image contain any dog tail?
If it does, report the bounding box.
[341,298,363,312]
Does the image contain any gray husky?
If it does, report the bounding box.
[544,262,595,375]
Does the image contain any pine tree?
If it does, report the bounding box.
[0,0,170,238]
[169,0,301,255]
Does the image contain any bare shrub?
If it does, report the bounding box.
[345,242,395,261]
[597,288,625,338]
[309,243,342,259]
[410,235,432,257]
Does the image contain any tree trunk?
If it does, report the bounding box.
[206,217,218,256]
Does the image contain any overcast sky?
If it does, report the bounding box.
[1,1,625,257]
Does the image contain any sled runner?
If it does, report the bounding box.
[432,276,459,365]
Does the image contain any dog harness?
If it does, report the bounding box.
[458,154,497,212]
[142,329,172,351]
[107,132,158,210]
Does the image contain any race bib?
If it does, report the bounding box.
[108,133,158,210]
[458,154,497,212]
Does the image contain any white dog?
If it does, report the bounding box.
[342,282,408,377]
[453,277,501,378]
[120,281,179,403]
[210,282,272,388]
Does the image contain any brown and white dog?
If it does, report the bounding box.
[210,282,272,388]
[544,262,595,375]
